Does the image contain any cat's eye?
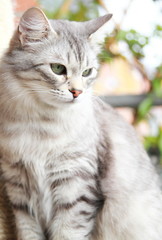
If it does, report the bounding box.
[51,63,67,75]
[82,68,92,77]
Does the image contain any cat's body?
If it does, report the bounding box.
[0,7,162,240]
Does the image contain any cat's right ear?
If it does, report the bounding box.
[18,7,56,46]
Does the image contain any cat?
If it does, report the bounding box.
[0,7,162,240]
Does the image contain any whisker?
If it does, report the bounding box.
[3,89,53,104]
[30,89,52,93]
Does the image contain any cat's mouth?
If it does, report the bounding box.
[68,93,84,103]
[50,89,83,104]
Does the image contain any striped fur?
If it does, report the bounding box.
[0,7,162,240]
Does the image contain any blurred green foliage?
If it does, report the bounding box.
[116,29,149,59]
[38,0,162,163]
[154,25,162,37]
[144,128,162,162]
[137,63,162,163]
[39,0,100,20]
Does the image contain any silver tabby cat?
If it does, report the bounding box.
[0,7,162,240]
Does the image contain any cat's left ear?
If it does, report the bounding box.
[85,14,112,49]
[18,7,55,46]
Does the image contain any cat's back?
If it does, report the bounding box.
[92,97,162,240]
[93,97,161,192]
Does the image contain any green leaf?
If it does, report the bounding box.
[158,129,162,154]
[137,97,153,121]
[152,78,162,97]
[99,49,113,63]
[156,25,162,31]
[144,136,158,150]
[116,30,127,41]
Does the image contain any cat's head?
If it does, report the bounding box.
[6,8,112,107]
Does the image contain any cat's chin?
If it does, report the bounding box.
[42,95,84,109]
[56,95,84,105]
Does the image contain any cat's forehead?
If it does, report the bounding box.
[47,20,96,68]
[49,19,87,37]
[49,19,88,49]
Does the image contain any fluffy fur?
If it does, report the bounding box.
[0,7,162,240]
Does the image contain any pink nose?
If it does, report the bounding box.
[70,89,83,98]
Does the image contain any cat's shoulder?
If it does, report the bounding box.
[93,96,125,123]
[93,96,138,141]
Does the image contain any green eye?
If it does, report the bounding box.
[82,68,92,77]
[51,63,66,75]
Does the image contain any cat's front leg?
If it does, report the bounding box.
[49,203,94,240]
[1,161,45,240]
[14,211,45,240]
[48,177,99,240]
[49,213,88,239]
[5,184,45,240]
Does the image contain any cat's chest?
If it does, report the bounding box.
[2,121,78,162]
[28,149,99,224]
[4,110,97,157]
[1,104,99,167]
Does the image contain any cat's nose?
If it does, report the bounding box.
[69,89,83,98]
